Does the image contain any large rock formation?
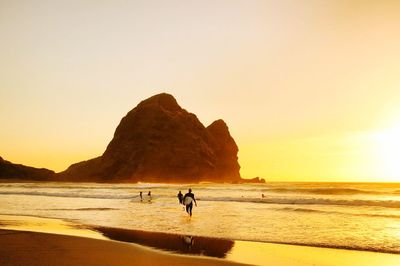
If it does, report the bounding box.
[58,93,241,183]
[0,156,55,181]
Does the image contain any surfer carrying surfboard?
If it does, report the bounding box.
[182,188,197,217]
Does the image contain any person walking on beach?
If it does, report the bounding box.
[182,188,197,217]
[139,191,143,201]
[177,191,183,204]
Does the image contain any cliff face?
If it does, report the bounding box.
[58,93,241,182]
[0,156,55,181]
[206,120,240,182]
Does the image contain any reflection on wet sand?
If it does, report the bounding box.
[95,226,235,258]
[0,215,106,240]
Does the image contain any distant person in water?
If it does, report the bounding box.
[139,191,143,201]
[177,191,183,204]
[183,188,197,217]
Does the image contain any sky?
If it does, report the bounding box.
[1,0,400,182]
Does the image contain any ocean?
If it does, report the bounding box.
[1,182,400,254]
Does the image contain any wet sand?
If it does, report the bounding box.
[0,229,247,266]
[1,215,400,266]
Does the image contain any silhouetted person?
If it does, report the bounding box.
[177,191,183,204]
[139,191,143,201]
[183,188,197,217]
[182,235,194,249]
[262,194,265,198]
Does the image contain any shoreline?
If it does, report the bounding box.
[1,215,400,265]
[2,212,400,256]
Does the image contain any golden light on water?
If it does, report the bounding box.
[0,215,106,240]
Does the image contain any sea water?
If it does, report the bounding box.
[1,182,400,254]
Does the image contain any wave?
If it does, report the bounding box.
[172,185,398,196]
[200,196,400,209]
[2,189,400,209]
[263,187,385,195]
[0,184,170,190]
[42,207,119,211]
[0,190,163,201]
[2,183,400,196]
[275,207,400,219]
[0,191,135,200]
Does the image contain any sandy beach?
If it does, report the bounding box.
[1,215,400,266]
[0,229,247,266]
[1,228,400,266]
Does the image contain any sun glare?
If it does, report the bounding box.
[374,125,400,181]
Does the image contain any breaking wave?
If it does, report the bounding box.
[2,190,400,209]
[200,196,400,209]
[0,191,135,199]
[263,187,385,195]
[274,207,400,219]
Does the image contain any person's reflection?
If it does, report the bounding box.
[182,235,194,250]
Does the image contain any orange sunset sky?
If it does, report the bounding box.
[1,0,400,182]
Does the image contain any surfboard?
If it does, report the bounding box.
[183,196,193,206]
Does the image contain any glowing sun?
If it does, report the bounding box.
[374,125,400,181]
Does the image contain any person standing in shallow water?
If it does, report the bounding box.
[183,188,197,217]
[177,191,183,204]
